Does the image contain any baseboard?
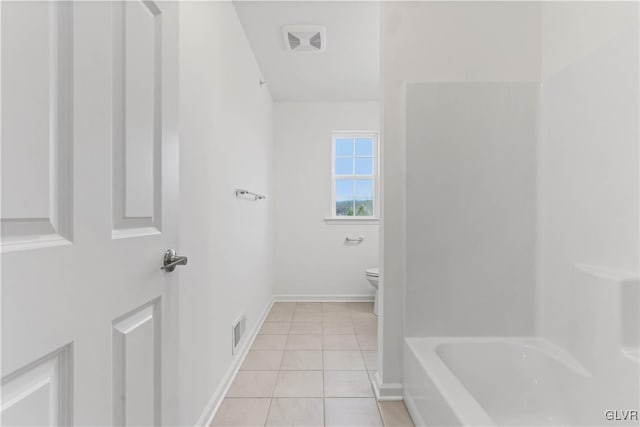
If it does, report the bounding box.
[273,294,374,302]
[403,391,425,426]
[195,296,275,427]
[372,371,404,401]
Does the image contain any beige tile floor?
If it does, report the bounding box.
[211,301,415,427]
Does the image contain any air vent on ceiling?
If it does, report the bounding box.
[282,25,326,52]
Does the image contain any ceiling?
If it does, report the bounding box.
[233,1,380,102]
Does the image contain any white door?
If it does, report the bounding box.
[1,1,180,425]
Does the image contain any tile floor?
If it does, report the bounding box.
[211,301,415,427]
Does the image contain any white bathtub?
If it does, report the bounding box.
[404,337,640,426]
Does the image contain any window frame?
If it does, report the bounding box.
[330,131,379,219]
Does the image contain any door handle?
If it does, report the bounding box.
[161,249,188,272]
[345,236,364,243]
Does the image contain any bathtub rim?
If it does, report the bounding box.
[404,336,591,427]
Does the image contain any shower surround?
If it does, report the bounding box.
[384,2,639,425]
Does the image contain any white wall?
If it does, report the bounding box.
[538,2,639,348]
[273,102,379,298]
[380,1,541,395]
[541,2,639,79]
[405,82,538,337]
[178,3,274,424]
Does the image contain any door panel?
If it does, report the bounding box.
[113,0,162,235]
[0,1,73,247]
[112,300,160,427]
[0,345,73,426]
[1,1,179,425]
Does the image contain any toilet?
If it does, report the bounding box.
[365,267,379,316]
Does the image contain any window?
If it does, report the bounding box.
[332,132,378,218]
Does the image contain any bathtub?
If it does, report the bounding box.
[404,337,640,426]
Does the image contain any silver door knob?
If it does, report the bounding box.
[161,249,188,272]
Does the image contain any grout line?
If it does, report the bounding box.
[262,397,273,427]
[375,397,386,426]
[323,398,327,427]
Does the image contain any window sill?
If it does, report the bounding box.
[324,217,380,225]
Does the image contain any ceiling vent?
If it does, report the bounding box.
[282,25,326,52]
